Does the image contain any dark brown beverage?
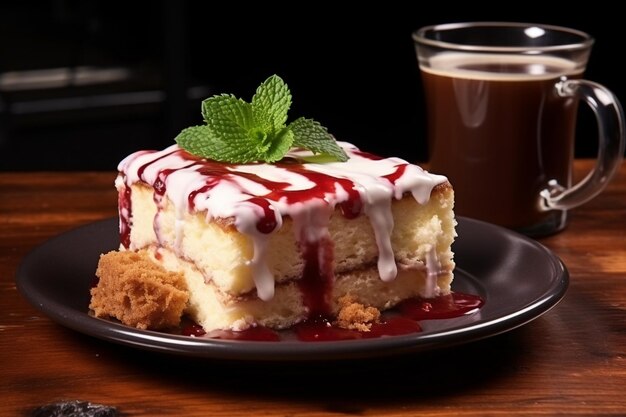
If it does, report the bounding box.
[421,54,582,231]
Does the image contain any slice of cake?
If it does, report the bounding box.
[90,74,456,333]
[90,142,455,332]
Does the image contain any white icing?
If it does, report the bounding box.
[367,202,397,282]
[119,142,448,299]
[423,244,447,298]
[242,229,274,301]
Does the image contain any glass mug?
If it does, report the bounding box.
[413,22,625,236]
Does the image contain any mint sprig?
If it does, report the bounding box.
[175,75,348,163]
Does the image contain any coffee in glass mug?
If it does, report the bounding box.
[413,22,624,236]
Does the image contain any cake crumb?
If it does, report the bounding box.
[90,250,189,330]
[335,295,381,332]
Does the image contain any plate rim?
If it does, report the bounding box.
[15,216,569,361]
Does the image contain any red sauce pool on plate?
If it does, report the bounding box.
[178,292,484,342]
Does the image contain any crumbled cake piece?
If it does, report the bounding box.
[335,295,381,331]
[90,250,189,330]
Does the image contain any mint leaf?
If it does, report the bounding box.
[175,125,223,157]
[202,94,254,131]
[175,74,348,164]
[252,75,291,130]
[289,117,348,162]
[175,125,264,163]
[264,127,295,162]
[202,95,254,143]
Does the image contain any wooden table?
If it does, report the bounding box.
[1,161,625,417]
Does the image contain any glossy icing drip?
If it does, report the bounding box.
[117,142,448,301]
[424,245,442,298]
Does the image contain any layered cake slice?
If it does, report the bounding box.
[89,75,457,334]
[90,142,455,332]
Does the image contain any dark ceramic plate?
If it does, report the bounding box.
[16,217,568,361]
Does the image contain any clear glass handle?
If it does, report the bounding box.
[540,78,625,210]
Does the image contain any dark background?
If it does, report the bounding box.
[0,1,623,170]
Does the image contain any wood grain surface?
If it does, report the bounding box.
[1,161,625,417]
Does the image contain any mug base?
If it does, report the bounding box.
[514,210,568,238]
